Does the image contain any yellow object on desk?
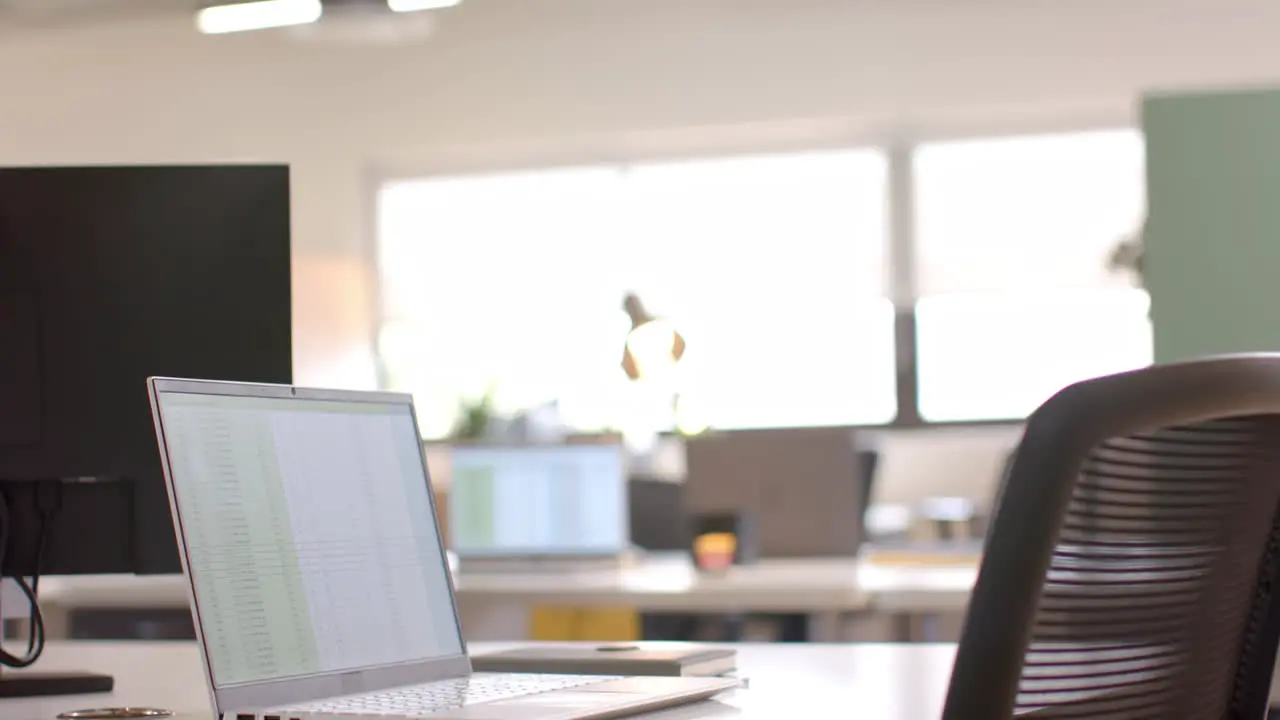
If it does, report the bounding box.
[530,607,639,641]
[862,548,983,567]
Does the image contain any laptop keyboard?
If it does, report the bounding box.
[278,674,618,716]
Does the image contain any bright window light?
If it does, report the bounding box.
[377,149,895,437]
[196,0,323,35]
[388,0,461,12]
[913,130,1150,421]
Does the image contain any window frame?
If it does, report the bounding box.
[898,127,1147,428]
[368,119,1142,432]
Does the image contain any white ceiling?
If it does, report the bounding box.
[0,0,184,9]
[0,0,447,30]
[0,0,191,27]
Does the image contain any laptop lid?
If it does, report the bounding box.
[148,378,470,716]
[448,444,629,558]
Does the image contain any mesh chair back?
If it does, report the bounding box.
[943,356,1280,720]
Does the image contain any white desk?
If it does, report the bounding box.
[35,554,975,642]
[38,556,869,612]
[7,641,959,720]
[457,555,866,610]
[35,556,872,642]
[455,555,870,641]
[856,562,975,642]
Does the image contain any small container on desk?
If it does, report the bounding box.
[690,512,757,573]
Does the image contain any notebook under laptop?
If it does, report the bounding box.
[148,378,737,720]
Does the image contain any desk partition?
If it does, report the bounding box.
[684,427,869,557]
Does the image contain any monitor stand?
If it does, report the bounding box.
[0,477,122,698]
[0,668,114,697]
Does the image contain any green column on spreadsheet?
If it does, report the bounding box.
[249,430,320,671]
[455,467,497,546]
[235,415,322,676]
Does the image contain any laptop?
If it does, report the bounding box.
[148,378,738,720]
[449,445,628,560]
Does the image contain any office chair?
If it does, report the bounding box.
[628,476,691,551]
[856,448,879,546]
[943,355,1280,720]
[973,449,1018,540]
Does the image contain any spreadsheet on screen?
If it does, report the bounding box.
[448,445,628,557]
[155,392,464,688]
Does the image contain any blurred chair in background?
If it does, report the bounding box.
[685,426,868,557]
[856,449,880,547]
[628,476,690,552]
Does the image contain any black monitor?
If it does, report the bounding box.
[0,165,292,696]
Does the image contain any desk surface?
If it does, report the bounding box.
[38,552,978,615]
[458,556,871,611]
[8,641,959,720]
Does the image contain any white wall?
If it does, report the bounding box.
[2,0,1278,501]
[0,8,1264,644]
[5,0,1280,385]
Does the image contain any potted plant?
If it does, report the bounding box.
[451,389,496,442]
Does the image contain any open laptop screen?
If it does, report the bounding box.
[448,445,628,558]
[153,389,465,688]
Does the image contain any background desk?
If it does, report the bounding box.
[8,641,958,720]
[455,555,869,641]
[857,560,976,641]
[34,552,978,643]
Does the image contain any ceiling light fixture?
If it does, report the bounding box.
[386,0,461,12]
[196,0,323,35]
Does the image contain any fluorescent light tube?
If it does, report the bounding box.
[197,0,323,35]
[388,0,461,12]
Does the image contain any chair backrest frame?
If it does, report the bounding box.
[943,355,1280,719]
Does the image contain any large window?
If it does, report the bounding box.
[378,128,1153,433]
[912,130,1150,421]
[378,150,894,438]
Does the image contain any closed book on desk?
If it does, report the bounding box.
[470,644,736,677]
